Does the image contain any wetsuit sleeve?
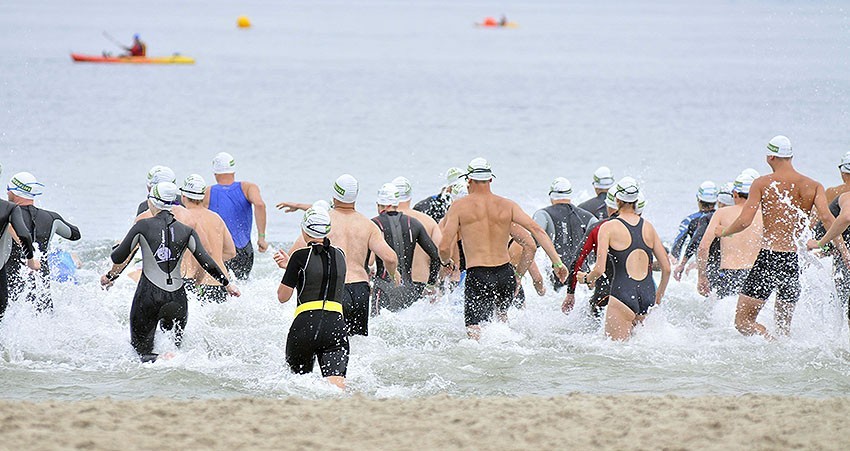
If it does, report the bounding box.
[187,231,229,286]
[683,218,709,261]
[50,212,81,241]
[9,207,35,259]
[111,223,143,264]
[678,219,702,262]
[281,249,307,288]
[532,210,555,247]
[670,215,693,259]
[567,226,599,294]
[412,219,441,285]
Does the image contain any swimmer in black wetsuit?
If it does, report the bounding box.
[0,177,40,317]
[370,183,441,313]
[413,167,464,223]
[102,182,240,363]
[6,172,80,311]
[584,178,670,341]
[274,206,348,389]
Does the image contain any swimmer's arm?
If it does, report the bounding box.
[531,210,555,246]
[651,225,672,304]
[567,230,597,294]
[187,231,230,286]
[414,220,442,284]
[670,217,692,259]
[697,213,720,277]
[278,251,304,302]
[244,182,268,249]
[814,185,840,243]
[439,205,460,265]
[528,260,546,296]
[512,202,562,267]
[368,222,399,277]
[106,226,142,280]
[51,213,81,241]
[202,186,211,208]
[9,207,35,259]
[720,178,763,237]
[509,224,535,277]
[275,201,312,213]
[277,284,294,302]
[589,224,610,281]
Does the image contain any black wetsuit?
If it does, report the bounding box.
[534,203,597,290]
[815,197,850,307]
[0,201,35,318]
[7,205,80,311]
[111,210,229,362]
[370,211,441,313]
[281,240,349,378]
[608,217,656,315]
[682,211,720,289]
[413,193,450,223]
[578,192,609,220]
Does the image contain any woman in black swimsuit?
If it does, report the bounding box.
[583,178,671,340]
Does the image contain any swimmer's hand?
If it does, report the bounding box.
[257,237,269,253]
[697,274,710,297]
[533,277,546,296]
[25,258,40,271]
[273,249,290,269]
[561,293,575,314]
[552,262,568,283]
[100,274,115,290]
[673,263,686,282]
[806,239,821,251]
[275,201,310,213]
[392,270,402,286]
[226,284,241,297]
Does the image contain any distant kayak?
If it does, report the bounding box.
[70,53,195,64]
[475,22,519,29]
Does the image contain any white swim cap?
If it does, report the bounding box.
[449,180,468,200]
[444,167,464,187]
[312,199,331,211]
[148,182,179,211]
[696,181,718,203]
[377,183,400,206]
[549,177,572,200]
[7,172,44,199]
[717,182,734,206]
[212,152,236,174]
[593,166,615,189]
[466,157,495,181]
[741,168,760,179]
[332,174,359,203]
[635,192,646,215]
[733,173,755,195]
[180,174,206,201]
[392,176,412,202]
[614,177,639,203]
[766,135,792,158]
[146,165,176,188]
[840,152,850,173]
[605,186,618,210]
[301,207,331,239]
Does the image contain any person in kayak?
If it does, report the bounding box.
[125,34,146,57]
[102,182,239,363]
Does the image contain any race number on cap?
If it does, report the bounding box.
[332,174,359,203]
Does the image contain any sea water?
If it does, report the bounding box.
[1,0,850,400]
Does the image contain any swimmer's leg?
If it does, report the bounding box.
[158,299,188,347]
[775,300,795,336]
[466,325,481,340]
[734,295,772,339]
[604,297,636,341]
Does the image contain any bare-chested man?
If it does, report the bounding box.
[698,173,763,298]
[276,174,399,336]
[439,158,568,339]
[393,176,444,300]
[717,136,836,338]
[180,174,237,303]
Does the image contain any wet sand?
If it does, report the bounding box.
[0,394,847,450]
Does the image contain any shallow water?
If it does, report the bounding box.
[1,0,850,400]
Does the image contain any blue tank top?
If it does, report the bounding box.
[209,182,253,248]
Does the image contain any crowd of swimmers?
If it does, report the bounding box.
[1,136,849,388]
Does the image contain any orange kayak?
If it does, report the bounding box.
[70,53,195,64]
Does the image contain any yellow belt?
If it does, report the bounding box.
[294,300,344,318]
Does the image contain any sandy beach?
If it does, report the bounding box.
[1,394,847,450]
